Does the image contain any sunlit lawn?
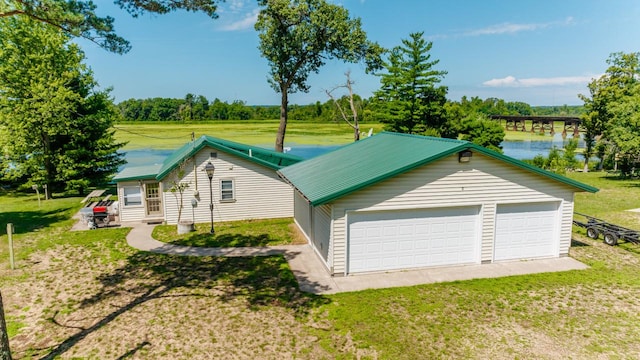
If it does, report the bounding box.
[3,171,640,358]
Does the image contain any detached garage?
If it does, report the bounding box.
[279,132,598,276]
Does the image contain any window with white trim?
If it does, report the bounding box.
[220,179,235,202]
[123,186,142,206]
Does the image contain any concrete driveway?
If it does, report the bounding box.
[122,222,588,295]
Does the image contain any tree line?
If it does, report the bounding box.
[116,94,580,123]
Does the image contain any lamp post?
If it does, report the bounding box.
[204,161,215,234]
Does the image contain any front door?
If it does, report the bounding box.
[145,183,163,216]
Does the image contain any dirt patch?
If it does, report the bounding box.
[288,223,309,245]
[3,244,330,359]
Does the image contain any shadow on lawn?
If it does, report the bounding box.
[169,232,277,247]
[0,208,71,236]
[40,250,330,359]
[571,238,591,247]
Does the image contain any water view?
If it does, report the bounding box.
[121,133,584,168]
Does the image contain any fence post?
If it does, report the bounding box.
[6,224,14,271]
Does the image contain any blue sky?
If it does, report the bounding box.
[79,0,640,106]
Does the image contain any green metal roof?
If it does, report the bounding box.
[278,132,598,206]
[112,164,162,182]
[114,135,303,183]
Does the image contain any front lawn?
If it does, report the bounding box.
[2,172,640,358]
[152,218,306,247]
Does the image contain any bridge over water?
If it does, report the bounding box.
[489,115,582,136]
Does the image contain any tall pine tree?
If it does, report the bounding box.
[372,32,451,137]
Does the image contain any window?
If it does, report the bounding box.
[123,186,142,206]
[220,179,234,202]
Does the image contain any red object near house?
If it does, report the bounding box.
[93,206,108,214]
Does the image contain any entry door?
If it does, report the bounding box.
[145,183,163,216]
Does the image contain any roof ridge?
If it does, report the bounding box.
[202,134,303,161]
[379,131,468,144]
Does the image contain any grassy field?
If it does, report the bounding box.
[114,120,567,150]
[2,171,640,358]
[114,121,387,150]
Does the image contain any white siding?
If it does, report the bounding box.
[117,181,147,222]
[481,203,496,263]
[161,147,294,225]
[329,152,576,275]
[294,191,312,240]
[312,204,331,263]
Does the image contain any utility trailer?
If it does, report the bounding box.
[573,212,640,246]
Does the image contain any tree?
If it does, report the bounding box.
[445,101,505,153]
[579,52,640,173]
[0,0,221,53]
[372,32,450,136]
[255,0,383,152]
[0,16,125,195]
[325,71,362,141]
[0,291,10,360]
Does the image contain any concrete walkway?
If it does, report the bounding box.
[123,222,589,295]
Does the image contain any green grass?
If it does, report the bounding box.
[3,171,640,358]
[567,171,640,229]
[152,218,302,247]
[115,121,386,150]
[114,120,568,151]
[0,191,83,265]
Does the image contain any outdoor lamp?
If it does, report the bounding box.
[458,150,473,163]
[204,161,215,234]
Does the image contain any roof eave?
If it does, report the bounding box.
[303,142,598,206]
[113,174,157,182]
[309,143,470,206]
[466,144,599,193]
[156,138,297,180]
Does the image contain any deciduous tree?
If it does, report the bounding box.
[255,0,383,152]
[325,71,362,141]
[0,16,125,194]
[0,0,221,53]
[580,52,640,173]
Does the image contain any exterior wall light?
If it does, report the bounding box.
[458,150,473,163]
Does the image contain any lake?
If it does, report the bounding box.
[122,133,584,168]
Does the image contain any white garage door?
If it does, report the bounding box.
[348,206,480,273]
[494,202,559,261]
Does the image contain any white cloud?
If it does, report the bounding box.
[430,16,575,39]
[467,16,574,36]
[482,74,598,88]
[219,0,247,14]
[219,8,260,31]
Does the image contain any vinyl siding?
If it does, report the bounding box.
[117,181,148,222]
[559,196,575,256]
[294,191,312,240]
[161,147,294,225]
[312,204,331,263]
[481,203,496,263]
[329,152,576,275]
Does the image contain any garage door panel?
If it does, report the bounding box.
[348,206,480,273]
[494,202,558,261]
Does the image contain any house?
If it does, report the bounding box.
[113,135,303,224]
[278,132,598,276]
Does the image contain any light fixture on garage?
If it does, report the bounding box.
[458,150,473,163]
